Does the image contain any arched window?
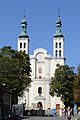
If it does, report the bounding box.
[59,42,61,48]
[59,50,61,57]
[20,43,22,48]
[39,68,42,73]
[55,50,58,57]
[38,87,42,96]
[39,76,42,79]
[55,42,58,48]
[24,43,26,48]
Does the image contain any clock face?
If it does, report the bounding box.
[36,53,44,62]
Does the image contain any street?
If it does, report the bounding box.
[23,116,78,120]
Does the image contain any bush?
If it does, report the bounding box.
[77,118,80,120]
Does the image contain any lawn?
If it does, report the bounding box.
[77,118,80,120]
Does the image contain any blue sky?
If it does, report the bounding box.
[0,0,80,67]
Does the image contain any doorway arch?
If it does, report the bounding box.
[37,102,43,109]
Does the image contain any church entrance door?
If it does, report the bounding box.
[37,102,43,109]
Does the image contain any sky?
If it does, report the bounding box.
[0,0,80,67]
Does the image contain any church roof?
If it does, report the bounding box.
[19,15,28,38]
[54,15,64,37]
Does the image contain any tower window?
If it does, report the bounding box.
[38,87,42,96]
[24,43,26,48]
[59,50,61,57]
[39,76,42,79]
[59,42,61,48]
[55,50,58,57]
[20,43,22,48]
[55,42,58,48]
[39,68,42,73]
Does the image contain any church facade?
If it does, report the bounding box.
[18,14,66,113]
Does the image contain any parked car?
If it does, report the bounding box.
[2,113,22,120]
[10,113,21,120]
[2,113,11,120]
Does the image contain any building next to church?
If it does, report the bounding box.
[0,84,10,117]
[18,13,66,115]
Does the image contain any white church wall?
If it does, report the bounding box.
[45,81,51,109]
[30,57,36,79]
[18,37,29,54]
[44,57,51,79]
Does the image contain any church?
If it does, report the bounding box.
[18,13,66,114]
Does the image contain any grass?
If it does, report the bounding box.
[77,118,80,120]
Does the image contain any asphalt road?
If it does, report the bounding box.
[23,116,78,120]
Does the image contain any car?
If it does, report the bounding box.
[2,113,21,120]
[10,113,21,120]
[2,113,11,120]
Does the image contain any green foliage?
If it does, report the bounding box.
[77,65,80,75]
[50,65,75,107]
[0,46,16,57]
[73,65,80,103]
[77,118,80,120]
[0,46,31,103]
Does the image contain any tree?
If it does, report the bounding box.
[73,65,80,104]
[0,46,31,104]
[50,65,75,108]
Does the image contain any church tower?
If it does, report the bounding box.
[53,14,64,59]
[18,14,29,54]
